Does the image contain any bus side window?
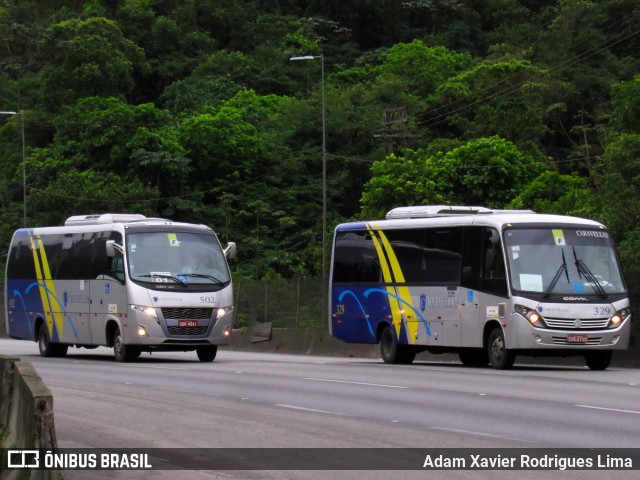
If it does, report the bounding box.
[333,232,380,283]
[109,255,125,283]
[481,228,507,296]
[7,240,37,279]
[93,233,125,283]
[462,227,483,289]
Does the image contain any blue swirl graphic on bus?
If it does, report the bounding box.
[11,290,34,338]
[336,288,432,339]
[337,290,375,338]
[363,288,432,336]
[25,282,79,340]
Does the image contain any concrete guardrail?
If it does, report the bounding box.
[0,355,62,480]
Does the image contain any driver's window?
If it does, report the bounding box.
[481,228,507,295]
[110,254,125,283]
[483,229,505,280]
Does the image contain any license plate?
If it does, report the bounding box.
[567,334,588,344]
[178,320,198,327]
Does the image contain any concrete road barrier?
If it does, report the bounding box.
[0,355,63,480]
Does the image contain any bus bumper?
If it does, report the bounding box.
[126,309,235,348]
[505,314,631,351]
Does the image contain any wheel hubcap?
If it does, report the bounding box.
[492,338,504,361]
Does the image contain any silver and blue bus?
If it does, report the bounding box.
[329,206,631,370]
[4,214,236,362]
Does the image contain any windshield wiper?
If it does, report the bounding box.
[572,247,607,299]
[138,273,188,286]
[543,249,569,298]
[181,272,226,284]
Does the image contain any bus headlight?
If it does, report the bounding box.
[515,305,547,327]
[130,304,158,319]
[527,311,543,326]
[216,306,234,319]
[609,308,630,327]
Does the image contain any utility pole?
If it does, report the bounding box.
[374,106,410,155]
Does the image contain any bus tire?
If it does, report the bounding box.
[113,329,138,362]
[380,325,415,364]
[584,351,612,370]
[487,328,515,370]
[38,326,68,358]
[459,348,489,366]
[38,327,54,357]
[196,346,218,362]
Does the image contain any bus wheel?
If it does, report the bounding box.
[459,349,489,366]
[38,327,68,358]
[585,351,612,370]
[380,325,398,363]
[196,346,218,362]
[487,329,515,370]
[380,325,415,364]
[113,330,138,362]
[38,327,54,357]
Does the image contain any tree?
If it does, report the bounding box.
[359,149,449,219]
[429,58,567,156]
[27,169,158,227]
[439,136,545,206]
[50,96,176,174]
[178,106,261,190]
[36,17,148,111]
[378,40,472,99]
[507,170,596,217]
[610,74,640,133]
[360,136,541,216]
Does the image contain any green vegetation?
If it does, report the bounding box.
[0,1,639,326]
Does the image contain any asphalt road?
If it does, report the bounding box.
[2,339,640,480]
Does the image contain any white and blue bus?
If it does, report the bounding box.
[329,206,631,370]
[4,214,236,362]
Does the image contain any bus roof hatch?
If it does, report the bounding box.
[385,205,492,219]
[64,213,150,226]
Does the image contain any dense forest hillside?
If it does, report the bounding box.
[1,1,639,316]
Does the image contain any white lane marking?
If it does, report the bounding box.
[575,404,640,415]
[303,377,408,389]
[274,404,351,417]
[121,365,189,371]
[430,426,537,443]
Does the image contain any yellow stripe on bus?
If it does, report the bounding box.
[30,235,55,337]
[32,232,64,339]
[367,223,404,339]
[376,228,418,344]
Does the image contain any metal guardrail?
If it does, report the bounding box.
[234,278,325,329]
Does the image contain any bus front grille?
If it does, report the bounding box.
[167,326,209,336]
[544,318,610,329]
[162,308,213,320]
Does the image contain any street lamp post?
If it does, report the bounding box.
[289,55,327,283]
[0,110,26,227]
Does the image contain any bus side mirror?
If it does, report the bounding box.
[106,240,123,257]
[224,242,237,260]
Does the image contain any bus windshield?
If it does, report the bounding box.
[504,227,625,296]
[127,231,231,286]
